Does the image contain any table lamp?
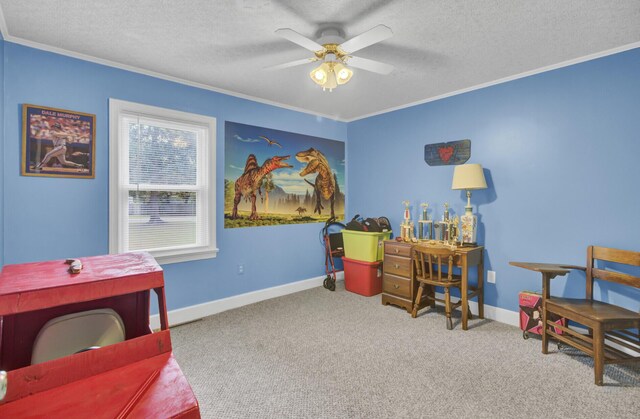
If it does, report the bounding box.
[451,163,487,245]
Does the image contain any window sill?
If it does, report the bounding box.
[152,248,219,265]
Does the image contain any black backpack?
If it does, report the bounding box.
[363,218,382,232]
[377,217,391,232]
[346,214,367,231]
[346,215,391,232]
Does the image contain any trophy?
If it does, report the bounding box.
[401,201,415,242]
[450,216,460,246]
[418,203,433,241]
[435,202,449,241]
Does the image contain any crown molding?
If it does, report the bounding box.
[345,41,640,122]
[0,33,347,123]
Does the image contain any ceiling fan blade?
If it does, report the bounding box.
[346,56,394,75]
[264,58,317,71]
[275,28,324,52]
[339,24,393,54]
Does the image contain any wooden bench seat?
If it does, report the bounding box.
[546,298,640,323]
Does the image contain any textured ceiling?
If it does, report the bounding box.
[1,0,639,121]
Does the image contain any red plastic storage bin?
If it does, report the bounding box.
[342,257,382,296]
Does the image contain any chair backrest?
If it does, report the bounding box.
[413,245,456,282]
[31,308,126,365]
[586,246,640,300]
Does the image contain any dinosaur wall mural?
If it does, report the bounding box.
[231,154,293,220]
[296,148,336,219]
[225,122,345,228]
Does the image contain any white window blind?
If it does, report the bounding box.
[109,99,217,264]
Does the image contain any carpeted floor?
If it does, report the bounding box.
[171,282,640,418]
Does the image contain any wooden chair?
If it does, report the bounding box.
[543,246,640,385]
[411,245,471,329]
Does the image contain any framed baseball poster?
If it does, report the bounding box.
[21,104,96,178]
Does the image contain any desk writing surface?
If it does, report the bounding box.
[0,252,162,295]
[510,261,586,275]
[412,243,483,265]
[0,252,163,316]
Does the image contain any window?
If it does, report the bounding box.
[109,99,217,264]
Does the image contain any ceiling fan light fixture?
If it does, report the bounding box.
[273,24,394,92]
[322,66,338,92]
[310,63,329,86]
[333,63,353,85]
[310,61,351,91]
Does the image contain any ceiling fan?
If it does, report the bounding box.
[267,24,395,92]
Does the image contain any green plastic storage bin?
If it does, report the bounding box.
[342,230,392,262]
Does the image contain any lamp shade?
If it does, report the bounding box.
[451,164,487,190]
[310,63,329,86]
[333,63,353,85]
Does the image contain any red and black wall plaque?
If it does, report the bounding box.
[424,139,471,166]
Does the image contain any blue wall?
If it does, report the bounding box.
[2,42,347,310]
[348,48,640,313]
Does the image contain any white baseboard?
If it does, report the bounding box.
[474,300,520,327]
[433,292,520,327]
[150,272,344,329]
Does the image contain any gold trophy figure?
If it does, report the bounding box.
[401,201,414,242]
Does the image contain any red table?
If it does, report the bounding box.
[0,252,200,418]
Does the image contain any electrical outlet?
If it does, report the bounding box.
[238,264,244,275]
[487,270,496,284]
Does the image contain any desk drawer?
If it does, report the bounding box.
[383,273,411,298]
[385,242,412,258]
[384,254,412,277]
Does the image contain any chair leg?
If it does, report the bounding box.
[467,304,473,320]
[542,304,549,354]
[412,283,425,318]
[428,285,436,308]
[593,325,604,386]
[445,288,453,330]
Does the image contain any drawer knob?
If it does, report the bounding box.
[393,284,400,289]
[394,264,400,269]
[394,248,399,253]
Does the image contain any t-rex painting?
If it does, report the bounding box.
[231,154,293,220]
[225,121,344,228]
[296,148,336,219]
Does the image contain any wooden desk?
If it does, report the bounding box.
[382,241,484,330]
[509,261,586,303]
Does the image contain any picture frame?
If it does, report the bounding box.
[21,104,96,178]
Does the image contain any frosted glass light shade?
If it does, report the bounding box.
[324,68,337,90]
[451,164,487,190]
[310,61,352,91]
[333,63,353,85]
[310,63,329,86]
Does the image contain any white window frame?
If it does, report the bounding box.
[109,99,217,264]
